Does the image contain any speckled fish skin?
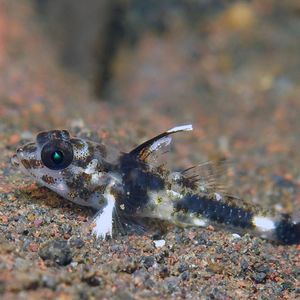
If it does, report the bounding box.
[12,125,300,244]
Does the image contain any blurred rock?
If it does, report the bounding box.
[214,2,256,32]
[39,239,72,266]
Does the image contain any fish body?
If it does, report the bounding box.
[12,125,300,244]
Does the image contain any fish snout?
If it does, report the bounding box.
[11,153,20,167]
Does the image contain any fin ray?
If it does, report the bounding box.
[180,160,230,197]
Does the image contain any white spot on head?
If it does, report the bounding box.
[167,124,193,133]
[153,239,166,248]
[253,216,276,232]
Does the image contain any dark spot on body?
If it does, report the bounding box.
[21,159,31,169]
[72,153,94,168]
[68,191,78,199]
[81,172,92,182]
[21,158,43,169]
[95,161,111,172]
[42,175,56,185]
[29,159,43,169]
[64,172,93,201]
[78,187,93,201]
[71,140,95,167]
[70,138,86,150]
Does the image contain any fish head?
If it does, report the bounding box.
[11,130,110,208]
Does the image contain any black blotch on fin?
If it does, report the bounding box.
[275,219,300,245]
[175,194,254,229]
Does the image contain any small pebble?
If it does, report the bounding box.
[69,237,85,249]
[71,262,78,267]
[207,262,224,274]
[39,239,72,266]
[178,262,189,273]
[34,219,43,227]
[81,271,103,287]
[153,239,165,248]
[163,277,180,293]
[231,233,241,239]
[252,272,267,283]
[240,259,249,271]
[118,257,138,274]
[159,266,170,278]
[281,281,293,291]
[272,175,296,189]
[180,270,190,281]
[41,275,57,290]
[254,264,270,274]
[0,280,5,294]
[29,243,39,252]
[142,256,155,269]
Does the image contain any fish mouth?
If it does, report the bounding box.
[11,154,20,168]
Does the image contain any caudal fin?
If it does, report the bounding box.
[275,218,300,245]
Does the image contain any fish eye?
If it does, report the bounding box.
[41,140,73,170]
[51,150,64,164]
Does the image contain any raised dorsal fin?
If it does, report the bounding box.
[129,124,193,162]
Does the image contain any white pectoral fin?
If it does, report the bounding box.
[92,193,115,239]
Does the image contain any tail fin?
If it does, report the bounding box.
[275,218,300,245]
[173,193,300,245]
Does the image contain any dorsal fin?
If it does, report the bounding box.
[180,160,247,204]
[180,160,229,195]
[129,124,193,162]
